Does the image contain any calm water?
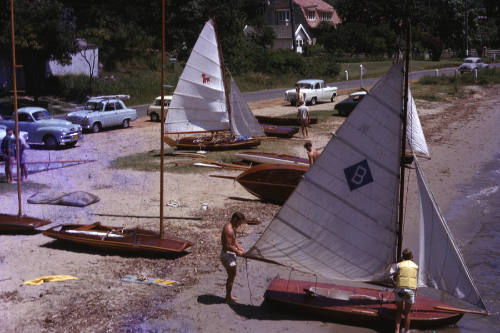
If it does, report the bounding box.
[443,154,500,332]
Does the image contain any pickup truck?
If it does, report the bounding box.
[285,79,338,106]
[0,107,82,149]
[66,95,137,133]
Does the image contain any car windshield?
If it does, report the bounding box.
[84,102,103,111]
[32,110,51,121]
[296,83,312,89]
[465,59,475,63]
[155,99,162,106]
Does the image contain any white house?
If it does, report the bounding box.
[270,24,312,53]
[46,39,98,77]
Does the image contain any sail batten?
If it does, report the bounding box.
[416,160,487,311]
[246,64,404,282]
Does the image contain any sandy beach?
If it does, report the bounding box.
[1,84,499,332]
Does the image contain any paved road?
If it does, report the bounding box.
[133,64,499,118]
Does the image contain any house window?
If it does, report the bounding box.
[307,10,315,20]
[320,11,332,21]
[275,10,290,24]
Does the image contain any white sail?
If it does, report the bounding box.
[406,89,430,158]
[229,78,265,137]
[165,19,229,133]
[416,160,487,311]
[246,64,404,281]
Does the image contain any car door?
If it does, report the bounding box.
[101,101,116,128]
[17,112,37,142]
[114,101,125,124]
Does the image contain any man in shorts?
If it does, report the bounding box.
[304,142,320,165]
[1,127,15,183]
[393,248,418,333]
[297,100,310,138]
[220,212,246,304]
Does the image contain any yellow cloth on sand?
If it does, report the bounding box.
[22,275,78,286]
[153,279,176,286]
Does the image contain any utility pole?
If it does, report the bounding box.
[465,0,469,56]
[289,0,296,52]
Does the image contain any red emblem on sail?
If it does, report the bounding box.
[202,73,211,84]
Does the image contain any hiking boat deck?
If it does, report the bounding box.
[0,214,51,233]
[256,115,318,126]
[236,152,309,167]
[261,124,299,138]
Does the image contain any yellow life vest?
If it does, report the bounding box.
[396,260,418,290]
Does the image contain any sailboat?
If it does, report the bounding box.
[244,63,488,329]
[0,2,51,233]
[42,2,192,255]
[164,19,264,150]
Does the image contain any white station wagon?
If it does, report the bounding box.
[66,95,137,133]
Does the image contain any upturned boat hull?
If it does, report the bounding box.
[0,214,51,233]
[265,278,464,330]
[43,222,192,254]
[164,135,260,151]
[261,124,299,138]
[256,115,318,126]
[237,164,308,204]
[236,152,309,167]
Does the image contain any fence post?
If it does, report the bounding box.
[345,70,349,81]
[434,69,439,77]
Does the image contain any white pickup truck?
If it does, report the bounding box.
[285,79,338,106]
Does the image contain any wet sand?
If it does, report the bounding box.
[1,85,499,332]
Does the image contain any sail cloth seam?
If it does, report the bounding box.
[331,134,400,179]
[277,194,392,268]
[367,93,402,118]
[174,78,225,95]
[189,47,220,68]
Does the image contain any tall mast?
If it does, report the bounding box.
[159,0,166,238]
[10,0,22,216]
[397,18,411,262]
[212,18,231,125]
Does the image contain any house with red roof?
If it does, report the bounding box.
[265,0,341,53]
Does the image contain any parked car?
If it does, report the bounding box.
[334,90,367,117]
[458,57,489,74]
[0,107,82,149]
[147,95,172,122]
[0,125,29,160]
[66,95,137,133]
[285,79,338,106]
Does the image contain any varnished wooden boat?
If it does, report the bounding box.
[237,164,308,204]
[0,214,51,233]
[43,222,192,254]
[164,135,260,151]
[236,152,309,167]
[265,278,464,330]
[261,124,299,138]
[256,115,318,126]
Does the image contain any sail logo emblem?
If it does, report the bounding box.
[202,73,211,84]
[344,159,373,191]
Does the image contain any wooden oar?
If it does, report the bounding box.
[434,305,489,316]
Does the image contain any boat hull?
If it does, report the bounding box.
[164,135,260,151]
[256,115,318,126]
[43,222,192,254]
[261,124,299,138]
[0,214,51,233]
[236,152,309,167]
[265,278,464,330]
[237,164,308,204]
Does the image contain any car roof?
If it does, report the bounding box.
[87,98,123,103]
[350,90,368,96]
[296,79,324,84]
[18,106,47,113]
[464,57,481,61]
[155,96,173,101]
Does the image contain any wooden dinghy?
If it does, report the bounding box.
[43,222,192,254]
[256,115,318,126]
[261,124,299,138]
[0,214,51,233]
[264,278,464,330]
[217,164,307,204]
[164,135,260,151]
[236,152,309,167]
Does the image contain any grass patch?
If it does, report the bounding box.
[0,180,48,195]
[111,139,304,174]
[281,109,334,122]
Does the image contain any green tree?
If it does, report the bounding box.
[0,0,76,102]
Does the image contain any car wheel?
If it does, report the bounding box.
[310,97,317,105]
[91,122,101,133]
[67,141,77,148]
[122,119,130,128]
[43,135,58,149]
[150,113,160,122]
[330,94,336,102]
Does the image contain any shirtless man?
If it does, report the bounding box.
[297,101,310,138]
[304,142,320,165]
[220,212,246,303]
